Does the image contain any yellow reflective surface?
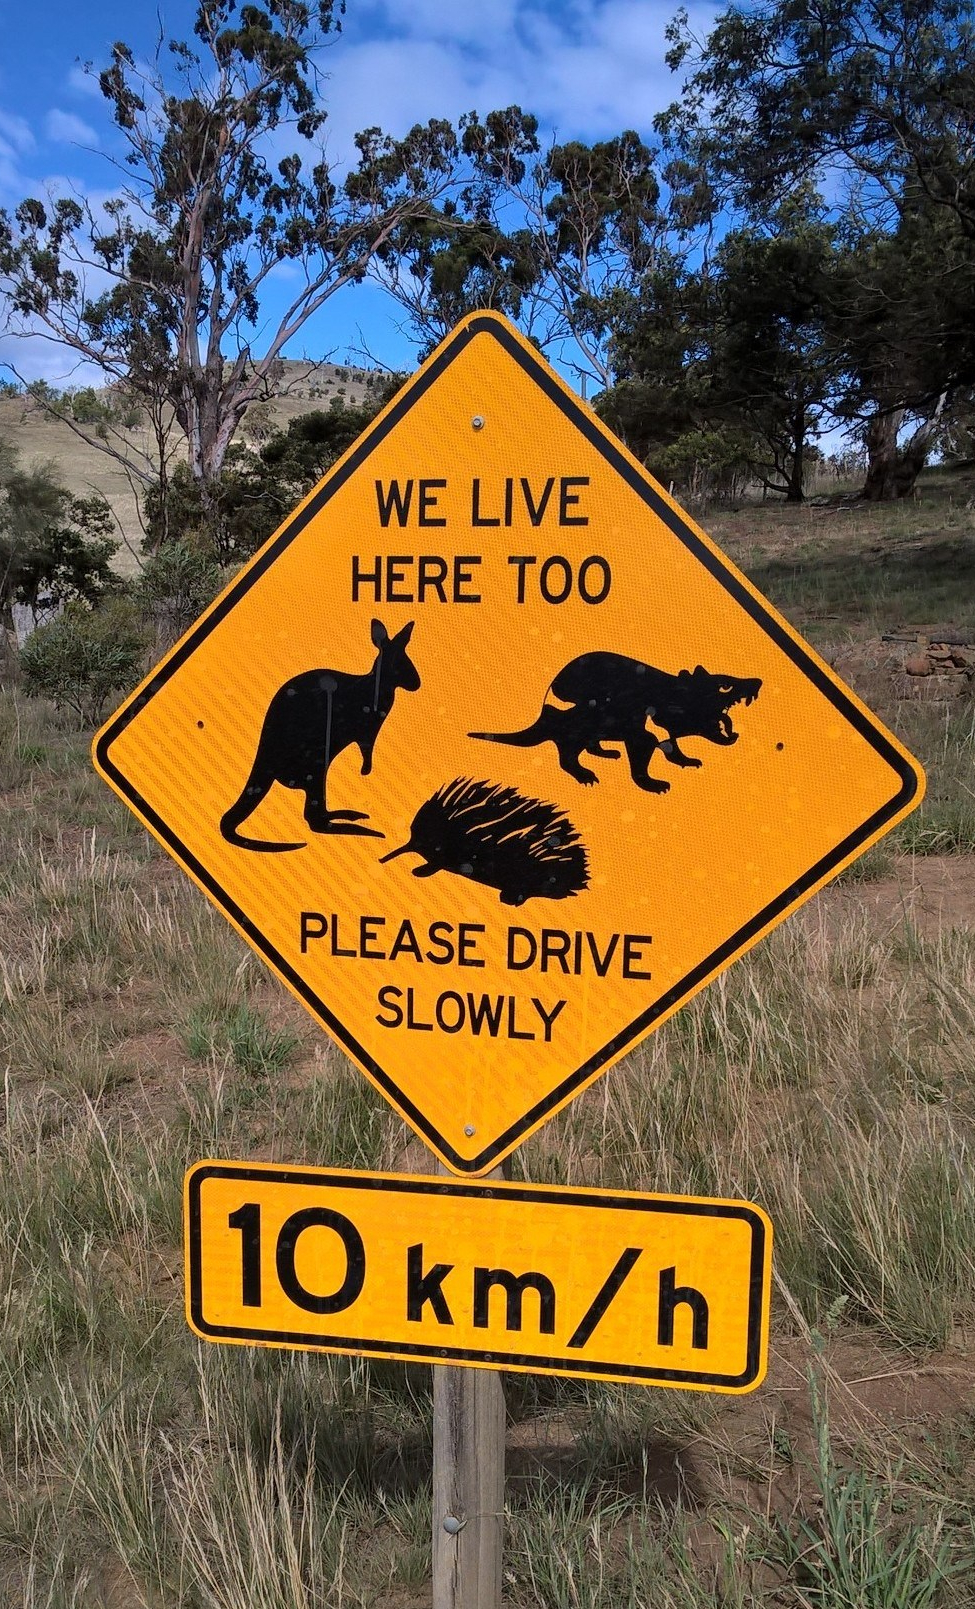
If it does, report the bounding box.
[186,1161,772,1392]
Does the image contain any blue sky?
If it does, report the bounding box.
[0,0,715,384]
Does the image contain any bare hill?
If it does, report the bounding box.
[0,359,386,569]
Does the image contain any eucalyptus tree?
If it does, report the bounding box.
[0,0,461,536]
[712,192,841,501]
[658,0,975,498]
[658,0,975,237]
[374,111,672,389]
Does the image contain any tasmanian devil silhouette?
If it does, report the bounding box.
[220,619,420,851]
[470,653,761,793]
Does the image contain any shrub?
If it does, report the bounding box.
[19,599,147,726]
[136,541,223,644]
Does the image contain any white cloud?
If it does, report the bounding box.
[67,63,104,99]
[0,109,34,153]
[351,0,521,49]
[315,0,718,164]
[46,109,99,147]
[0,109,34,200]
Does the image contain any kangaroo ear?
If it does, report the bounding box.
[693,665,706,677]
[396,621,415,646]
[371,619,389,648]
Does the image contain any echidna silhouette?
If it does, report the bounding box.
[470,652,762,791]
[220,619,420,851]
[380,778,589,906]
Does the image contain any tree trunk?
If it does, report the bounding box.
[861,399,945,502]
[785,405,806,503]
[0,595,19,688]
[861,409,904,501]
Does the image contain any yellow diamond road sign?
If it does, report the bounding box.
[95,312,924,1175]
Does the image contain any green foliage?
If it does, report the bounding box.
[776,1371,965,1607]
[383,113,668,378]
[712,191,840,499]
[649,425,758,500]
[184,1003,300,1080]
[660,1,975,242]
[141,457,261,561]
[135,541,223,641]
[19,599,147,726]
[66,385,144,434]
[0,442,118,619]
[24,378,64,410]
[650,2,975,500]
[257,388,401,495]
[14,494,119,615]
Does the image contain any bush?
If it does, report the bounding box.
[19,600,148,726]
[14,494,119,617]
[649,426,757,501]
[136,542,223,644]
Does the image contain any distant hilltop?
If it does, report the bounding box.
[0,358,394,573]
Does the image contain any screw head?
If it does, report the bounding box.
[443,1514,466,1535]
[471,415,485,430]
[464,1124,476,1136]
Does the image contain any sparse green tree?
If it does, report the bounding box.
[0,0,462,539]
[136,541,223,645]
[14,495,118,618]
[659,0,975,238]
[0,444,117,670]
[658,1,975,499]
[142,383,400,560]
[712,192,841,501]
[377,113,670,385]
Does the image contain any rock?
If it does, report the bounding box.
[905,655,933,676]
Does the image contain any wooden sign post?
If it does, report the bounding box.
[184,1160,774,1605]
[433,1353,506,1608]
[432,1160,506,1609]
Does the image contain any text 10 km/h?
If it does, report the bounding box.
[185,1163,772,1393]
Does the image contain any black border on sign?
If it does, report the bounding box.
[186,1164,769,1388]
[98,316,920,1174]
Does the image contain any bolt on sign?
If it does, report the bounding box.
[94,312,924,1176]
[185,1162,773,1392]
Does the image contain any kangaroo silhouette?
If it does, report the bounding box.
[220,619,420,851]
[470,653,761,793]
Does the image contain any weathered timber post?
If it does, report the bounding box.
[432,1162,506,1609]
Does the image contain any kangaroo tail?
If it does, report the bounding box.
[220,825,306,853]
[220,778,305,853]
[468,708,553,748]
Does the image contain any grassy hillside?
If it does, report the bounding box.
[0,360,384,569]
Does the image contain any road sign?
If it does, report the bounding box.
[185,1161,772,1392]
[94,312,924,1175]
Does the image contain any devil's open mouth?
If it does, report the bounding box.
[716,681,761,743]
